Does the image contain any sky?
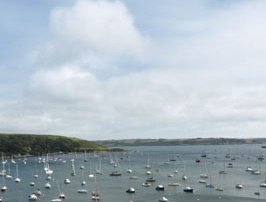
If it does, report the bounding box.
[1,0,266,140]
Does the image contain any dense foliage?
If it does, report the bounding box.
[0,134,107,155]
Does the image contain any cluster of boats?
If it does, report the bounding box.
[0,149,266,202]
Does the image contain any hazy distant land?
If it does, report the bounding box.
[97,137,266,147]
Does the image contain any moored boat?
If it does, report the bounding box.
[183,186,194,193]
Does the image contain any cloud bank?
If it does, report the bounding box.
[1,0,266,139]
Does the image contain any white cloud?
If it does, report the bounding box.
[2,0,266,139]
[30,66,103,103]
[50,0,148,57]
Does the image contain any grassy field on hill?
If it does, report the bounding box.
[0,133,107,156]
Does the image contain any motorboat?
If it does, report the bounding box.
[199,179,207,183]
[235,184,244,189]
[64,179,71,184]
[215,187,224,191]
[260,183,266,187]
[254,191,260,196]
[77,189,88,193]
[252,170,261,175]
[142,182,151,187]
[159,197,168,202]
[182,175,188,180]
[30,182,35,187]
[51,199,62,202]
[146,177,156,182]
[146,170,152,175]
[206,182,215,188]
[59,193,66,199]
[5,174,12,179]
[45,182,51,189]
[126,187,135,193]
[200,174,208,178]
[183,186,194,193]
[155,185,165,191]
[127,169,133,173]
[28,194,38,201]
[109,171,122,176]
[168,181,180,186]
[1,186,7,192]
[246,167,253,172]
[129,175,138,179]
[219,170,228,174]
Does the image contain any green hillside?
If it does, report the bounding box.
[0,133,107,155]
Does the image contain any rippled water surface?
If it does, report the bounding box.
[1,144,266,202]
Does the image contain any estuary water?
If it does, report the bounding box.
[1,144,266,202]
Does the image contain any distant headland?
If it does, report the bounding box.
[97,137,266,147]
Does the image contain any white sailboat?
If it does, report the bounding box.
[96,158,103,174]
[145,153,151,169]
[81,169,87,186]
[14,163,21,183]
[92,176,102,201]
[44,154,53,175]
[1,171,7,192]
[5,163,12,179]
[0,154,6,177]
[84,150,88,162]
[70,159,76,176]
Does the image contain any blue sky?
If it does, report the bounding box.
[1,0,266,140]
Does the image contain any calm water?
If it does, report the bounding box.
[1,144,266,202]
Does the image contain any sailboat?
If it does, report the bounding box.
[55,181,66,200]
[14,163,21,183]
[1,172,7,192]
[5,163,12,179]
[70,159,76,176]
[91,176,102,201]
[33,160,39,178]
[84,150,88,162]
[81,169,87,186]
[96,158,103,174]
[110,158,122,176]
[219,162,228,174]
[126,155,133,174]
[145,153,151,169]
[44,154,53,175]
[0,154,6,177]
[11,156,16,164]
